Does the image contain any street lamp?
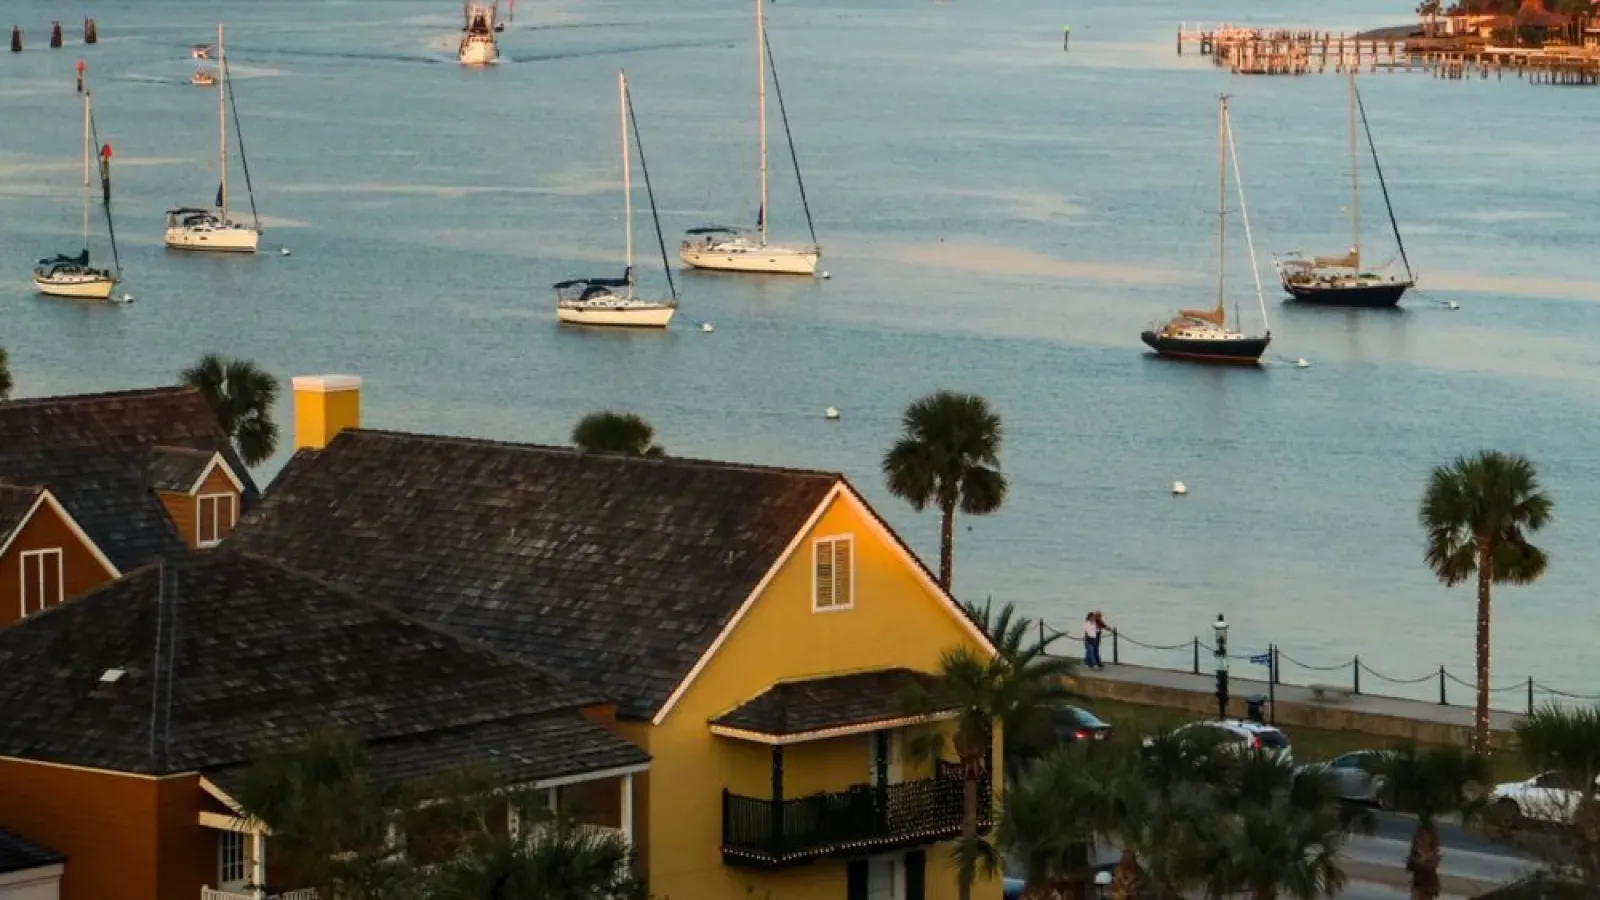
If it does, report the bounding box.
[1094,870,1112,900]
[1213,613,1229,719]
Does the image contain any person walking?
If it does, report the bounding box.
[1092,611,1110,669]
[1082,612,1102,670]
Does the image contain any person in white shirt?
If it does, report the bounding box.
[1082,612,1102,669]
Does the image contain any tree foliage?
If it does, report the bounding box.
[572,411,664,457]
[181,352,281,467]
[0,346,11,401]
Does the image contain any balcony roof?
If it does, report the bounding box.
[710,668,954,745]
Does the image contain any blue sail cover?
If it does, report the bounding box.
[685,226,739,235]
[552,269,631,290]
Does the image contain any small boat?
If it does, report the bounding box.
[1141,94,1271,366]
[191,68,214,87]
[191,43,211,59]
[556,71,678,329]
[166,24,262,254]
[34,91,122,300]
[1274,68,1415,309]
[458,0,500,66]
[679,0,821,276]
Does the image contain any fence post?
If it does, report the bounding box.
[1271,644,1280,685]
[1192,637,1200,675]
[1438,666,1447,706]
[1039,619,1046,647]
[1268,643,1277,724]
[1353,655,1361,695]
[1112,627,1120,665]
[1527,676,1534,716]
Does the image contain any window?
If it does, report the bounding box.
[197,493,237,548]
[19,548,63,617]
[218,830,246,886]
[813,535,854,612]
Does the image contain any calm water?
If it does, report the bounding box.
[3,0,1598,705]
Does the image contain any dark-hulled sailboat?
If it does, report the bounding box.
[1142,94,1271,366]
[1274,67,1415,308]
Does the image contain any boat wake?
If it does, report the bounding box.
[506,37,727,63]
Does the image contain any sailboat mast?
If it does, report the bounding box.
[1348,65,1359,264]
[756,0,768,246]
[81,91,91,251]
[620,71,633,298]
[217,23,228,218]
[1216,94,1227,320]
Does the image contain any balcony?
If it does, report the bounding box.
[721,772,992,868]
[202,890,317,900]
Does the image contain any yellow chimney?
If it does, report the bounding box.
[291,375,362,451]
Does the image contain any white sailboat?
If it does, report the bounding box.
[34,91,121,301]
[165,24,261,254]
[555,72,678,328]
[679,0,820,276]
[458,0,500,66]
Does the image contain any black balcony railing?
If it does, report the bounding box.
[721,772,992,868]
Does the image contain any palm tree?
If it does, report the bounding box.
[425,820,636,900]
[882,390,1007,591]
[1209,797,1349,900]
[1374,743,1492,900]
[1514,704,1600,877]
[0,346,11,401]
[998,745,1122,900]
[961,597,1077,772]
[1419,451,1553,753]
[902,640,1064,900]
[571,411,663,457]
[181,352,281,467]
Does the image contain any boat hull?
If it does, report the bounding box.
[1141,331,1269,365]
[1283,279,1409,308]
[556,305,674,328]
[458,38,498,65]
[679,244,819,276]
[33,274,115,300]
[165,226,259,253]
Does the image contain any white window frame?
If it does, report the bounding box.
[218,829,247,887]
[18,548,63,618]
[811,534,855,613]
[196,493,237,548]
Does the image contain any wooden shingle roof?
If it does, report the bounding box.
[229,429,842,720]
[0,550,645,782]
[145,446,216,493]
[0,827,62,875]
[0,387,258,569]
[710,669,948,740]
[0,485,43,548]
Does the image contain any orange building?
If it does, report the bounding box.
[0,551,648,900]
[0,386,257,624]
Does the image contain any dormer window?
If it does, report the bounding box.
[20,548,63,617]
[197,494,237,548]
[812,535,854,612]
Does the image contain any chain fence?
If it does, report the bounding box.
[1040,619,1600,715]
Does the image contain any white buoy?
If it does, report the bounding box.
[824,407,840,420]
[1172,480,1188,496]
[701,322,714,333]
[280,247,291,256]
[1295,358,1309,369]
[1447,300,1459,310]
[820,271,831,280]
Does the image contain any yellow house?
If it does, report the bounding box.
[229,376,1004,900]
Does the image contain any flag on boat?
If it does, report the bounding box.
[215,181,225,208]
[98,143,112,205]
[756,202,764,231]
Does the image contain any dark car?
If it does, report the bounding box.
[1052,706,1113,743]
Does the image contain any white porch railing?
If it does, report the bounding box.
[201,889,319,900]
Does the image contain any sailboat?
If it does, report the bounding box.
[1141,95,1271,365]
[1274,68,1415,308]
[554,71,678,329]
[458,0,500,66]
[34,91,122,300]
[165,24,262,254]
[679,0,820,276]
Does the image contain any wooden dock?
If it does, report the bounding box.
[1176,23,1600,84]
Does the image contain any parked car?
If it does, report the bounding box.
[1147,719,1294,764]
[1297,750,1389,807]
[1052,706,1114,744]
[1491,771,1600,824]
[1003,877,1025,900]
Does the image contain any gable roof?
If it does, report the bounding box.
[227,429,842,720]
[0,486,44,548]
[0,827,62,875]
[709,668,949,743]
[0,387,258,570]
[146,446,218,493]
[0,550,644,782]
